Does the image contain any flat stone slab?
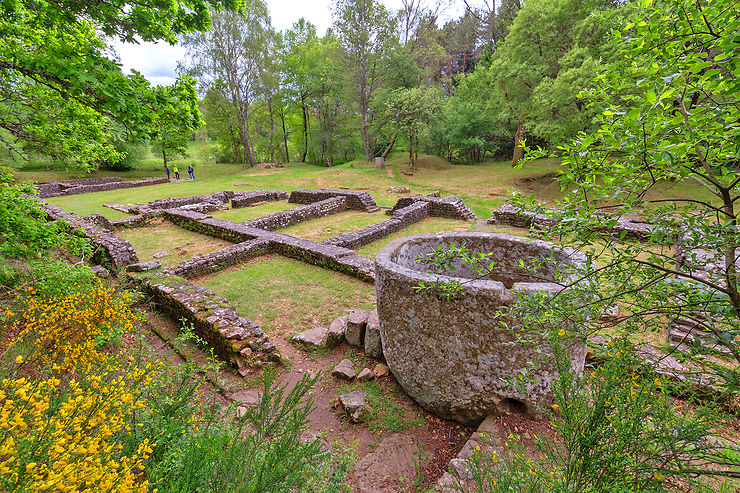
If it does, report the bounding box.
[153,250,171,259]
[331,359,356,381]
[126,260,161,272]
[339,390,369,423]
[351,434,433,493]
[292,326,328,348]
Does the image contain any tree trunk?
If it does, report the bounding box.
[301,94,309,163]
[267,97,275,163]
[381,133,397,159]
[281,108,289,163]
[512,120,526,167]
[161,146,168,167]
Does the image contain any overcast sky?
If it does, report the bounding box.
[114,0,466,86]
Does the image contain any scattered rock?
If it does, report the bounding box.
[331,359,356,380]
[373,363,390,378]
[292,326,329,348]
[388,186,410,193]
[227,389,260,406]
[599,304,620,321]
[153,250,171,259]
[90,265,109,278]
[234,183,252,187]
[363,310,382,359]
[427,190,441,197]
[300,430,331,453]
[345,309,369,347]
[327,316,347,347]
[125,260,161,272]
[339,390,370,423]
[357,368,374,381]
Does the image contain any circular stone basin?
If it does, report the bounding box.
[375,232,587,425]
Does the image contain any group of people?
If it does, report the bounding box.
[164,164,194,181]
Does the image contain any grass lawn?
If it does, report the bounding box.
[118,220,233,267]
[277,210,389,242]
[196,255,376,337]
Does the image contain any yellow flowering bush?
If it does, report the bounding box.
[1,281,155,492]
[10,283,136,371]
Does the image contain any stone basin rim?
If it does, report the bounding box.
[375,232,585,293]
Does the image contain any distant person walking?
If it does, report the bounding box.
[187,165,194,180]
[164,164,170,180]
[173,165,180,179]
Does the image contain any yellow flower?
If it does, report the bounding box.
[15,355,23,364]
[552,404,560,411]
[654,471,663,481]
[558,329,566,337]
[654,378,662,388]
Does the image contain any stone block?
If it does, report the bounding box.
[364,310,382,359]
[327,316,347,347]
[345,309,369,347]
[292,326,328,348]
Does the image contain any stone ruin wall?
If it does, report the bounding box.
[166,238,271,279]
[488,204,661,242]
[42,203,139,269]
[38,177,168,198]
[288,189,380,212]
[230,190,289,208]
[244,197,346,231]
[132,273,279,372]
[325,201,430,249]
[389,195,477,221]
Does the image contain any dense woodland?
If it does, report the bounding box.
[2,0,626,171]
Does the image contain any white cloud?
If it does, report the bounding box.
[113,0,465,86]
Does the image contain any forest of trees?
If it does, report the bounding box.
[1,0,627,170]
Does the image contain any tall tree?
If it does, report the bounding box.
[282,19,321,163]
[333,0,397,161]
[150,76,203,167]
[0,0,241,171]
[491,0,619,165]
[182,2,271,167]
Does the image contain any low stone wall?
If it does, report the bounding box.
[230,190,289,208]
[110,211,165,230]
[42,203,139,269]
[132,192,229,214]
[164,209,262,243]
[133,272,279,371]
[289,189,379,212]
[167,239,270,278]
[488,205,660,241]
[244,197,346,231]
[36,177,124,198]
[389,196,476,221]
[163,207,375,281]
[43,177,168,197]
[325,202,430,249]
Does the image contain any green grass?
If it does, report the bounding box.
[196,255,376,336]
[337,378,426,435]
[118,220,233,267]
[355,217,478,259]
[278,210,388,241]
[210,201,298,223]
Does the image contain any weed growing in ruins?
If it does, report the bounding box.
[460,339,739,492]
[338,380,426,434]
[414,241,495,300]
